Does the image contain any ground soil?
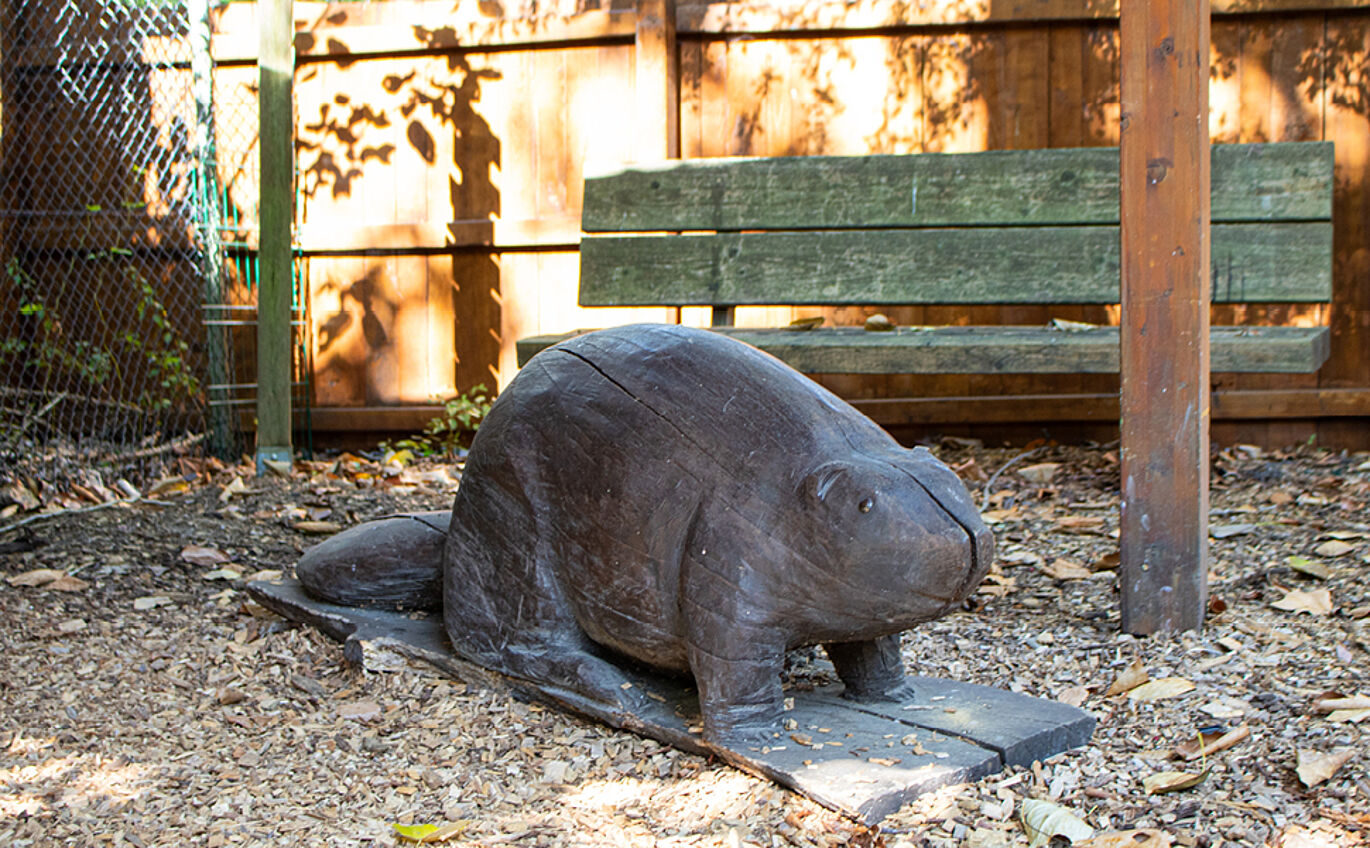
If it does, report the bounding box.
[1,442,1367,847]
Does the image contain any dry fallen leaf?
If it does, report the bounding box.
[1000,549,1043,566]
[1019,798,1093,848]
[338,700,382,721]
[46,575,89,592]
[1311,695,1370,713]
[180,545,230,567]
[978,571,1016,597]
[6,568,67,587]
[218,477,248,503]
[1200,698,1250,720]
[1057,686,1089,708]
[1091,551,1121,571]
[1041,558,1093,580]
[1271,587,1334,616]
[1142,770,1208,794]
[202,568,243,581]
[1049,318,1096,331]
[1172,724,1250,761]
[1055,515,1105,530]
[1296,748,1355,787]
[980,508,1022,525]
[147,476,190,497]
[1128,678,1196,702]
[1106,658,1149,697]
[1078,830,1172,848]
[1018,463,1060,485]
[262,458,294,478]
[1211,523,1256,539]
[293,520,343,535]
[1315,540,1356,558]
[133,595,173,611]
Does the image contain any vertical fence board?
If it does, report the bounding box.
[971,29,1051,404]
[1320,15,1370,447]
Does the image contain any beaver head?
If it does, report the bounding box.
[779,446,994,643]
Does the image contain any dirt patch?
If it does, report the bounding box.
[1,444,1367,846]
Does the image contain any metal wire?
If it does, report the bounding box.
[0,0,262,480]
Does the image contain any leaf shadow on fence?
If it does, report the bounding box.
[294,22,504,405]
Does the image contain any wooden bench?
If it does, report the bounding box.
[518,142,1332,382]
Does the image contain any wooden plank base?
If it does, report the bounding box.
[248,578,1095,825]
[518,325,1330,374]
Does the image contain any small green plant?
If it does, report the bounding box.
[386,384,493,458]
[2,256,201,412]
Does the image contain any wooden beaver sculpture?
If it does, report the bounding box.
[299,323,994,746]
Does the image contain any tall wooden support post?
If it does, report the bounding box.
[256,0,294,474]
[1118,0,1211,633]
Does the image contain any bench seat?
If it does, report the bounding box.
[519,325,1330,374]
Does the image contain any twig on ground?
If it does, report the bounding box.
[981,446,1045,507]
[19,392,69,437]
[0,496,174,537]
[106,431,207,463]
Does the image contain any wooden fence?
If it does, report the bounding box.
[209,0,1370,447]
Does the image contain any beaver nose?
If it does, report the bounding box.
[891,452,995,593]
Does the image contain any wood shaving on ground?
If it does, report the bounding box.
[1,444,1367,846]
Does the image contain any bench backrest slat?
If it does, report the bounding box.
[581,142,1332,232]
[580,222,1330,307]
[577,141,1332,308]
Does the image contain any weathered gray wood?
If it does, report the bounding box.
[581,142,1332,232]
[578,222,1330,307]
[249,577,1093,826]
[518,326,1330,374]
[255,0,294,473]
[810,680,1096,768]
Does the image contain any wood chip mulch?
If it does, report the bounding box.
[1,442,1367,847]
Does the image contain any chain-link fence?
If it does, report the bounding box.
[0,0,257,483]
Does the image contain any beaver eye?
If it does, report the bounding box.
[858,497,874,513]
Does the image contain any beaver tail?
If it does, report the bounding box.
[295,511,449,611]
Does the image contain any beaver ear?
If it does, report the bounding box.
[800,461,853,504]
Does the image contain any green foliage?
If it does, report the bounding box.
[385,385,493,457]
[2,256,201,413]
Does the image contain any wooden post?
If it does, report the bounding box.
[1118,0,1211,633]
[256,0,294,473]
[634,0,679,162]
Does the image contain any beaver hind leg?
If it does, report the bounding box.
[296,511,448,611]
[443,480,644,715]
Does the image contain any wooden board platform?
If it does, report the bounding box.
[249,578,1095,825]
